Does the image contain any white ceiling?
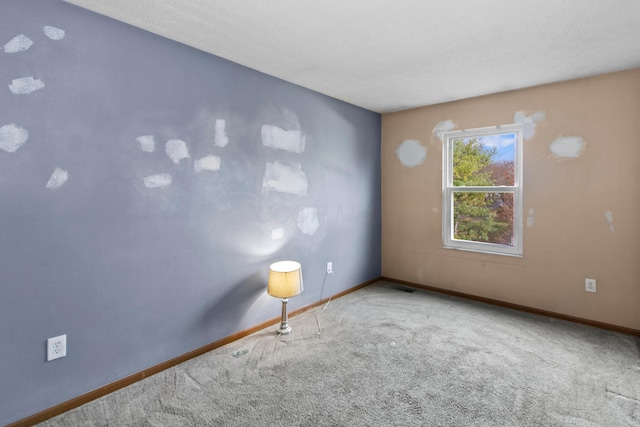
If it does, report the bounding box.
[64,0,640,113]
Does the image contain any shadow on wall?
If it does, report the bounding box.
[196,272,267,336]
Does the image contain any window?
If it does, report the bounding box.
[442,124,523,256]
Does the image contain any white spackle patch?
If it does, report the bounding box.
[136,135,155,152]
[604,210,613,223]
[261,124,306,153]
[549,136,584,158]
[194,155,221,173]
[43,26,65,40]
[9,77,45,95]
[214,119,229,148]
[297,207,320,236]
[165,139,190,164]
[514,111,546,141]
[46,167,69,189]
[4,34,33,53]
[271,228,285,240]
[0,123,28,153]
[604,211,614,233]
[396,139,427,168]
[433,119,455,141]
[143,173,172,188]
[262,161,308,196]
[527,208,535,228]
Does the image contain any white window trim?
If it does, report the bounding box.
[442,123,523,257]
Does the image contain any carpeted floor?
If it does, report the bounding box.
[38,281,640,426]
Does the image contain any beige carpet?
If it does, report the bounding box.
[38,281,640,426]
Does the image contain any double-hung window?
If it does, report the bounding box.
[442,124,523,256]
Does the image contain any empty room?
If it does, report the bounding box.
[2,0,639,425]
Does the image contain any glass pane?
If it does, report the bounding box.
[453,192,514,246]
[453,133,515,186]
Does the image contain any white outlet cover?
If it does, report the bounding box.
[47,334,67,361]
[585,279,596,293]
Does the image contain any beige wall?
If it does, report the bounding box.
[381,69,640,330]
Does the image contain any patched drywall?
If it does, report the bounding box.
[9,76,45,94]
[43,25,66,40]
[433,119,455,140]
[136,135,155,152]
[382,69,640,334]
[549,136,585,158]
[46,167,69,189]
[396,139,426,168]
[165,139,190,164]
[261,124,306,153]
[527,209,535,228]
[214,119,229,148]
[143,173,172,188]
[262,161,309,196]
[3,34,33,52]
[194,155,221,173]
[514,110,546,140]
[0,123,28,152]
[604,210,614,233]
[297,207,320,236]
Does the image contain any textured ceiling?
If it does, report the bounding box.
[64,0,640,113]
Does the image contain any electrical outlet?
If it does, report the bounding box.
[327,261,333,275]
[585,278,596,293]
[47,334,67,361]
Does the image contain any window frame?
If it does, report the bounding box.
[442,123,523,257]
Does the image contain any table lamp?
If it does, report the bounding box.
[267,260,303,335]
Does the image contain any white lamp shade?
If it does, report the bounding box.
[267,260,303,298]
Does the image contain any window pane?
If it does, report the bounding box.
[453,133,515,186]
[453,192,514,246]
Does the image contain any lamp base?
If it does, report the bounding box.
[275,324,292,335]
[275,298,292,335]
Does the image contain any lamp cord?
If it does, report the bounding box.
[315,296,331,335]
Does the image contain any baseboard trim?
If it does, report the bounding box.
[381,276,640,338]
[9,277,381,427]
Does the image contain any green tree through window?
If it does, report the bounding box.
[453,138,512,244]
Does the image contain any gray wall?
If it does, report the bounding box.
[0,1,381,423]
